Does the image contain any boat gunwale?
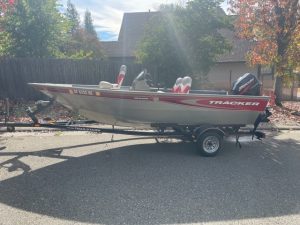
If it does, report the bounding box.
[28,83,270,100]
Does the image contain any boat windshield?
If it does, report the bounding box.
[131,70,154,91]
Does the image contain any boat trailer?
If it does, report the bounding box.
[0,98,271,156]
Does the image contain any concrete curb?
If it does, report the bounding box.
[258,127,300,131]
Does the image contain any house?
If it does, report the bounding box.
[102,12,160,60]
[102,11,275,90]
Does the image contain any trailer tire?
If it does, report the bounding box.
[197,132,223,157]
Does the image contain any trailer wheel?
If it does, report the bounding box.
[197,132,223,157]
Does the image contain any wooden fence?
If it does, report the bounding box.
[0,58,147,100]
[1,58,298,100]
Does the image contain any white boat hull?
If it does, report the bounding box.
[29,83,270,128]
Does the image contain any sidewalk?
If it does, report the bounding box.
[258,123,300,130]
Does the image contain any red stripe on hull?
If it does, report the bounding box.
[158,97,268,111]
[36,85,269,112]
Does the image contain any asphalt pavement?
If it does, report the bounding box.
[0,130,299,225]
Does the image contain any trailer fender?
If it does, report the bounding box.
[193,126,225,139]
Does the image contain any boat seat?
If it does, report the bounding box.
[99,81,119,89]
[181,76,192,94]
[99,65,127,89]
[171,76,192,94]
[171,77,182,93]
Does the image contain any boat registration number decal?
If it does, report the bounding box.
[72,89,94,96]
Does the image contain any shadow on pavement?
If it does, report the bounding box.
[0,136,153,173]
[0,136,299,224]
[0,135,5,151]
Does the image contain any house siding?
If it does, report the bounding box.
[206,62,258,90]
[206,61,276,90]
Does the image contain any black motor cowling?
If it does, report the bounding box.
[232,73,261,96]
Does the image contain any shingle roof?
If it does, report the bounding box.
[217,29,252,62]
[102,11,251,62]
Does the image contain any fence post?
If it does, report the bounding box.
[291,75,295,100]
[229,70,232,91]
[5,98,9,123]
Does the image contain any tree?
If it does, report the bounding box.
[0,0,14,55]
[84,10,97,37]
[0,0,105,59]
[63,5,105,59]
[230,0,300,105]
[178,0,232,79]
[0,0,69,57]
[65,0,80,34]
[63,28,106,59]
[136,11,188,86]
[0,0,14,14]
[136,0,232,87]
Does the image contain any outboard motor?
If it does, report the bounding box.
[232,73,261,96]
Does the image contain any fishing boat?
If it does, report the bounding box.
[29,66,269,128]
[27,65,271,156]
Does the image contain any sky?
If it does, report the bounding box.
[59,0,229,41]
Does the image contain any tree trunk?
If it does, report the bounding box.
[257,64,261,81]
[274,76,283,106]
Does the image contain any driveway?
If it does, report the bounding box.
[0,130,299,225]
